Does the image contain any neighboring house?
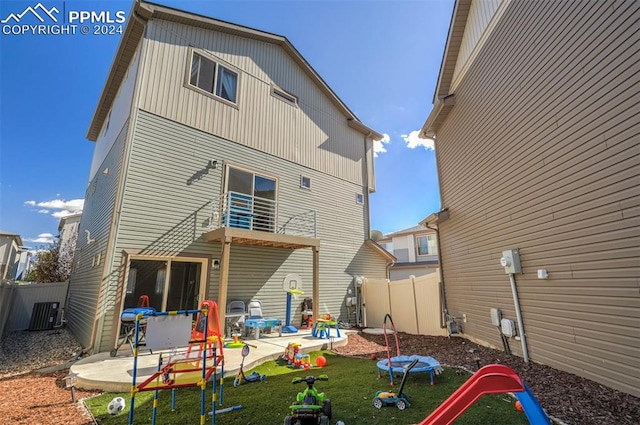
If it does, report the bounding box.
[66,1,393,354]
[420,0,639,397]
[378,224,438,280]
[0,232,24,280]
[58,213,82,268]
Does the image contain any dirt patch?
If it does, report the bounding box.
[0,371,100,425]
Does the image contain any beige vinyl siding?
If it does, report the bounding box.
[95,110,385,347]
[66,122,128,349]
[435,0,639,396]
[137,19,366,186]
[451,0,501,84]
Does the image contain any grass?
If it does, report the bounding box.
[86,351,528,424]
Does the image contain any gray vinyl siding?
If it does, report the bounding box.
[434,0,639,396]
[137,19,367,186]
[66,121,128,348]
[94,109,385,348]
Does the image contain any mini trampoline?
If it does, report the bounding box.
[377,354,443,386]
[376,314,443,386]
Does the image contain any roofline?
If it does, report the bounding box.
[58,212,83,231]
[0,232,23,246]
[419,208,449,227]
[419,0,472,139]
[379,226,437,241]
[365,239,396,263]
[87,0,383,141]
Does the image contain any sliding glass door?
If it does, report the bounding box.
[124,259,204,312]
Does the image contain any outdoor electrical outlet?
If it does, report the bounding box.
[463,314,467,323]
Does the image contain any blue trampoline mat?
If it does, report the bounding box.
[377,354,442,373]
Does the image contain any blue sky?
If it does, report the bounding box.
[0,0,453,247]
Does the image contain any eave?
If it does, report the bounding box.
[87,0,382,141]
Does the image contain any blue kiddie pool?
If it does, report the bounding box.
[377,354,443,385]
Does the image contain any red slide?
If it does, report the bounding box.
[418,364,525,425]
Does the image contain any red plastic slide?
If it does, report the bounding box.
[418,364,525,425]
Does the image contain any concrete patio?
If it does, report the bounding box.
[70,328,352,392]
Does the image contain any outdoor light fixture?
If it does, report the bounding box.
[207,160,218,170]
[63,372,79,402]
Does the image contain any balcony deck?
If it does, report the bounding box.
[203,226,319,249]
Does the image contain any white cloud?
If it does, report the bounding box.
[52,210,79,218]
[401,130,435,151]
[374,133,391,157]
[25,198,84,219]
[24,233,55,244]
[37,199,84,211]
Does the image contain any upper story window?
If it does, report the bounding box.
[416,234,437,256]
[189,51,238,104]
[272,86,298,106]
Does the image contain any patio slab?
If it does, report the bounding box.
[70,329,352,392]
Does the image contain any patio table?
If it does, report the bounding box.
[244,317,282,339]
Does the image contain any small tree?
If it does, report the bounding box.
[25,242,72,283]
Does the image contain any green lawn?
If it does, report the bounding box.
[86,351,528,424]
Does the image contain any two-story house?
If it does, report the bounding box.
[66,0,393,354]
[378,223,438,280]
[420,0,639,396]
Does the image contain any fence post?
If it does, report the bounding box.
[411,275,421,335]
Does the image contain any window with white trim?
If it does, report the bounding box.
[416,234,437,256]
[189,51,238,103]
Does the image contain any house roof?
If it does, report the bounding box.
[87,0,384,142]
[0,232,23,246]
[420,0,473,138]
[365,239,396,263]
[57,213,83,231]
[379,223,438,242]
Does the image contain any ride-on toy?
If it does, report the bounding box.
[284,375,332,425]
[233,343,266,387]
[373,358,419,410]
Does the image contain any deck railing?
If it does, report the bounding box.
[208,192,316,238]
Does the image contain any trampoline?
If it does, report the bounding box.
[377,354,443,386]
[376,314,443,385]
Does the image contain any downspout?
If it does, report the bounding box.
[425,222,447,329]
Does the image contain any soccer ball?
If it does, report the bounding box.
[107,397,126,415]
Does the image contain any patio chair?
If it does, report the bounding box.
[226,300,246,336]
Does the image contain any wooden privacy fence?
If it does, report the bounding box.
[362,272,447,336]
[0,281,68,335]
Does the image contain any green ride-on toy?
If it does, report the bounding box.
[372,358,419,410]
[284,375,332,425]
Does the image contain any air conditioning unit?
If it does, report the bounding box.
[29,302,59,331]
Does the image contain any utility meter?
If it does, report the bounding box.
[500,249,521,274]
